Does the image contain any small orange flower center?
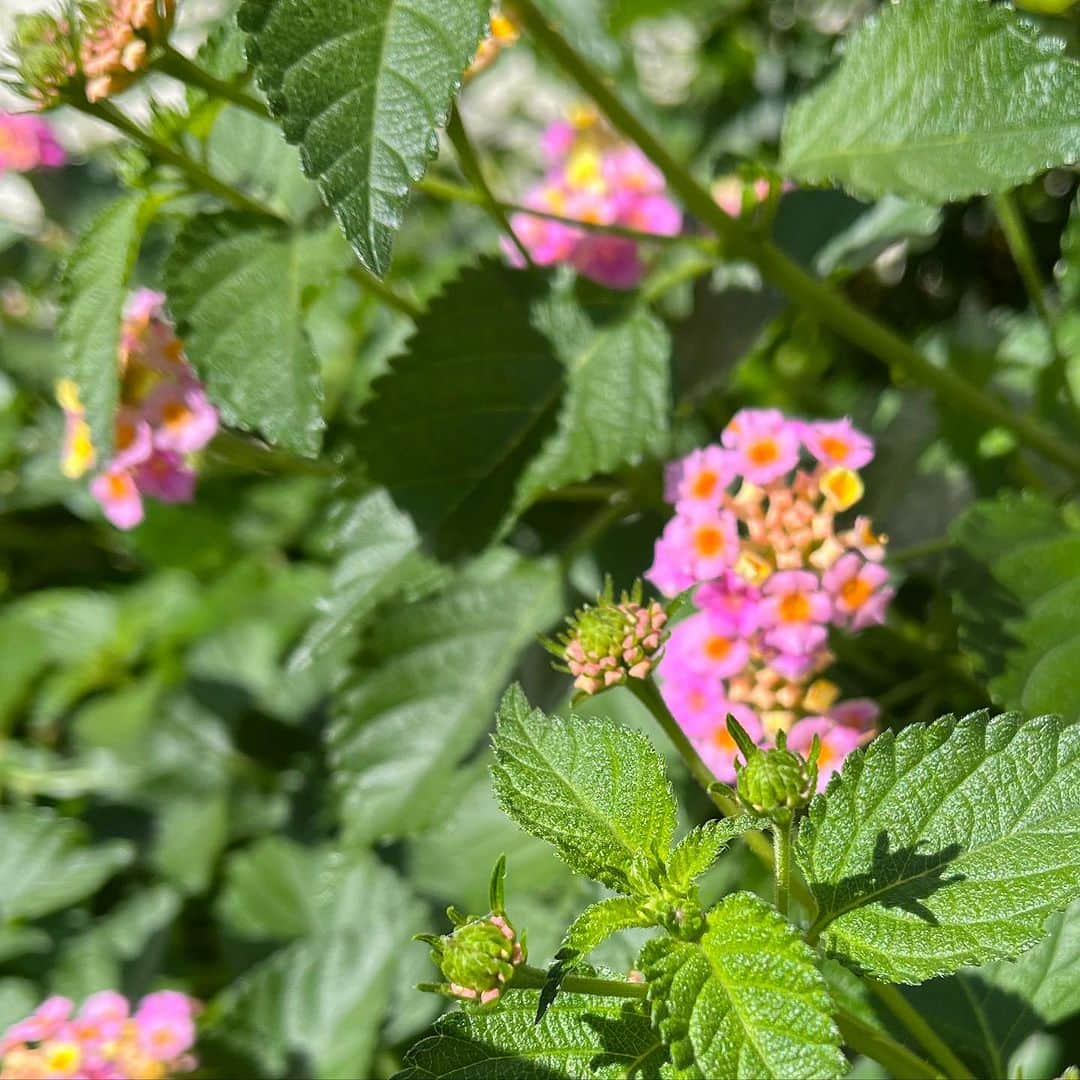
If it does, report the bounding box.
[687,690,707,712]
[817,742,836,770]
[690,469,719,499]
[116,420,135,449]
[704,635,732,661]
[711,727,736,751]
[778,592,811,623]
[819,434,850,461]
[840,576,875,609]
[693,525,725,558]
[747,438,779,466]
[106,474,131,499]
[162,401,191,428]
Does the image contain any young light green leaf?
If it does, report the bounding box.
[640,891,845,1079]
[949,493,1080,718]
[59,192,154,456]
[358,261,564,557]
[513,291,671,514]
[666,816,766,893]
[781,0,1080,203]
[397,991,666,1079]
[798,711,1080,983]
[166,214,346,456]
[238,0,490,276]
[813,196,943,277]
[490,685,677,892]
[328,554,563,843]
[0,808,132,921]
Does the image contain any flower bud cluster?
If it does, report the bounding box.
[58,288,219,529]
[546,579,668,697]
[0,990,198,1080]
[7,12,79,109]
[80,0,175,103]
[428,912,526,1007]
[648,409,893,787]
[505,108,682,289]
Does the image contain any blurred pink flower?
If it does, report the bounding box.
[0,113,66,174]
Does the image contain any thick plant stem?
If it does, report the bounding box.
[773,819,792,917]
[509,0,1080,478]
[74,99,278,219]
[155,44,269,119]
[834,1009,943,1080]
[626,678,815,913]
[510,965,646,1000]
[347,265,423,320]
[446,107,533,267]
[866,978,974,1080]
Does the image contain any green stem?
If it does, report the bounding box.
[74,99,278,219]
[627,677,815,913]
[991,191,1079,420]
[510,964,647,1000]
[773,819,792,917]
[834,1008,943,1080]
[446,106,534,267]
[346,265,423,320]
[509,0,1080,478]
[866,978,974,1080]
[416,174,715,251]
[155,44,269,119]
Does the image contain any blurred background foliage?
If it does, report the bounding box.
[0,0,1078,1076]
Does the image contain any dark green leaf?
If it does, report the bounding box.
[358,261,564,557]
[640,892,845,1079]
[781,0,1080,202]
[329,553,563,842]
[239,0,489,276]
[798,712,1080,983]
[59,193,154,456]
[167,214,346,456]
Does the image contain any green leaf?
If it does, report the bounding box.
[798,711,1080,983]
[167,214,346,456]
[358,261,564,557]
[666,817,766,893]
[289,488,443,670]
[780,0,1080,202]
[239,0,489,277]
[949,493,1080,719]
[218,837,324,941]
[0,808,132,921]
[513,290,671,513]
[397,991,666,1079]
[903,900,1080,1076]
[59,192,153,456]
[213,852,423,1080]
[490,686,677,892]
[558,897,653,961]
[640,892,845,1080]
[328,553,563,842]
[813,196,943,276]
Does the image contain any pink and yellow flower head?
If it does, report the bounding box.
[0,990,198,1080]
[56,288,218,530]
[646,408,891,785]
[79,0,176,103]
[505,113,682,289]
[0,113,66,174]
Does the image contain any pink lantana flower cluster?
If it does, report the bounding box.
[0,113,66,174]
[648,409,894,788]
[505,110,682,290]
[80,0,175,103]
[0,990,198,1079]
[58,288,218,529]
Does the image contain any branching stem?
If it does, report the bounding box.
[155,44,269,119]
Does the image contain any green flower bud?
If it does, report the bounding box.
[434,913,526,1006]
[736,744,814,815]
[9,12,79,109]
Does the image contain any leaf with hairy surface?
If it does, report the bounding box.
[397,991,666,1079]
[491,686,677,892]
[238,0,489,276]
[781,0,1080,202]
[640,892,845,1079]
[798,711,1080,983]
